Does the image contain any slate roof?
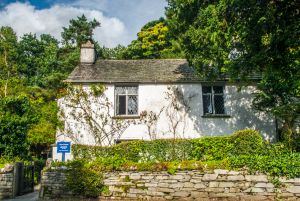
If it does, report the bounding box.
[66,59,261,83]
[66,59,204,83]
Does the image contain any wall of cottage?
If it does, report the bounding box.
[40,169,300,200]
[53,83,276,161]
[0,165,15,199]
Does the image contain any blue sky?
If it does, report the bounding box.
[0,0,167,47]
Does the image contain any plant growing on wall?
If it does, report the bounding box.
[59,84,132,146]
[164,86,195,139]
[139,109,164,140]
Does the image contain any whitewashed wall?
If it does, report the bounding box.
[53,83,276,161]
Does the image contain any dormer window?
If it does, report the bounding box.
[115,86,138,116]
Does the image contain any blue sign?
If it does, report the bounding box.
[57,141,71,153]
[57,141,71,162]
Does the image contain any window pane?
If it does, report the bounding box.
[117,95,126,115]
[202,86,212,94]
[214,94,225,114]
[127,86,138,94]
[128,95,138,115]
[213,86,223,94]
[203,94,212,114]
[115,87,126,95]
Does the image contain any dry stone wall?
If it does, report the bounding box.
[40,169,300,200]
[0,165,15,199]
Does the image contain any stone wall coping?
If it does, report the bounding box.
[40,168,300,200]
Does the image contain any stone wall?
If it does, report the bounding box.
[40,169,300,200]
[0,165,15,199]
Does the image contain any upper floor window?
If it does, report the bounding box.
[202,86,225,115]
[115,86,138,116]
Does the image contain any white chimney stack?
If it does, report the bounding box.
[80,40,95,64]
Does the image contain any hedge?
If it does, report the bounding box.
[67,129,300,178]
[72,129,265,162]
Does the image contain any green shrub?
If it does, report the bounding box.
[229,152,300,178]
[65,160,104,198]
[230,129,263,155]
[192,136,232,160]
[68,129,300,178]
[72,139,195,162]
[0,157,11,168]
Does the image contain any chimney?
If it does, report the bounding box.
[80,40,95,64]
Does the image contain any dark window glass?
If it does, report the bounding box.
[213,86,223,94]
[202,86,212,93]
[117,95,126,115]
[128,95,138,114]
[214,95,225,114]
[203,94,212,114]
[202,86,225,115]
[115,86,138,116]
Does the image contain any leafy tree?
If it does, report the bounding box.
[123,18,184,59]
[97,45,127,59]
[0,26,18,97]
[166,0,300,143]
[62,15,100,47]
[0,96,34,158]
[17,33,65,89]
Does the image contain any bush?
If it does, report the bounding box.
[0,157,12,169]
[65,160,104,198]
[73,139,196,162]
[192,136,232,160]
[68,129,300,178]
[230,129,263,155]
[229,152,300,178]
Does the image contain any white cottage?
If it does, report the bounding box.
[53,42,277,161]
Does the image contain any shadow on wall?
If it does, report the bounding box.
[175,84,276,142]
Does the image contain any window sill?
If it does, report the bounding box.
[202,114,231,118]
[112,115,140,119]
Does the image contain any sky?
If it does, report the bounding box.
[0,0,167,47]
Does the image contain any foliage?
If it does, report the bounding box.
[64,160,104,198]
[229,153,300,178]
[166,0,300,143]
[123,18,184,59]
[0,96,34,158]
[230,129,263,155]
[72,129,267,162]
[54,147,300,178]
[33,159,46,184]
[62,84,132,145]
[193,137,233,161]
[69,129,300,178]
[62,15,100,47]
[0,14,100,159]
[17,33,64,88]
[72,139,196,162]
[0,26,18,98]
[97,45,127,59]
[0,156,12,168]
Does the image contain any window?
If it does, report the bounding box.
[115,86,138,116]
[202,86,225,115]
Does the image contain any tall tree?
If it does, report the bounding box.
[61,15,100,47]
[166,0,300,143]
[0,95,34,158]
[123,18,184,59]
[0,26,18,97]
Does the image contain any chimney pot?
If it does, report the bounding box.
[80,40,95,64]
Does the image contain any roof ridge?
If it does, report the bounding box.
[95,58,187,62]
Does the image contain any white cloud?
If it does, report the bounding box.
[0,2,128,47]
[68,0,167,40]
